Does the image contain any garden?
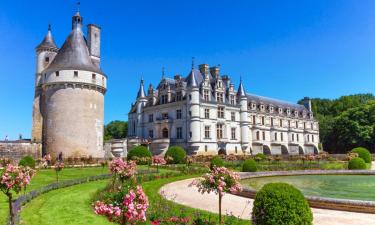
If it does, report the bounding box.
[0,145,373,225]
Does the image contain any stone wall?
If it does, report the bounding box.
[0,141,41,162]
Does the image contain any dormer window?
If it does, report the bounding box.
[295,111,299,117]
[218,81,222,88]
[287,108,291,115]
[279,107,283,114]
[260,105,265,111]
[302,111,307,118]
[270,106,274,113]
[217,92,224,103]
[230,95,235,105]
[252,103,256,110]
[203,89,210,101]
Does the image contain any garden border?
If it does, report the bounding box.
[8,169,159,225]
[236,170,375,214]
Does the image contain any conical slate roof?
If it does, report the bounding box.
[237,78,246,96]
[45,22,103,74]
[137,79,146,98]
[36,25,58,50]
[186,69,201,87]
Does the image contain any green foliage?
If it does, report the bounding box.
[164,146,187,164]
[127,146,152,165]
[252,182,313,225]
[351,147,372,163]
[18,155,36,168]
[104,120,128,141]
[255,153,266,161]
[242,159,257,172]
[348,157,367,170]
[210,156,225,169]
[300,94,375,153]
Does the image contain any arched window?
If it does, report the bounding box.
[162,128,169,138]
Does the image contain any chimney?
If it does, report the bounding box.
[210,66,220,78]
[303,97,312,112]
[199,64,209,76]
[87,24,101,66]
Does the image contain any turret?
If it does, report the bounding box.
[238,78,250,153]
[187,61,201,153]
[136,79,147,137]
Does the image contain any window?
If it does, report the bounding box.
[274,132,277,141]
[262,131,265,140]
[217,92,224,103]
[45,57,49,63]
[189,111,192,117]
[231,112,235,121]
[161,95,168,104]
[230,95,235,105]
[271,118,274,126]
[311,123,314,130]
[256,131,260,140]
[295,121,298,128]
[176,91,182,101]
[253,115,256,125]
[204,109,210,119]
[189,94,192,100]
[205,126,210,139]
[148,130,154,138]
[55,71,59,77]
[297,134,299,142]
[176,127,183,139]
[288,120,291,127]
[204,90,210,101]
[279,119,283,127]
[74,71,78,77]
[281,133,284,141]
[148,114,154,122]
[292,133,295,141]
[216,124,224,139]
[92,73,96,79]
[307,134,310,142]
[312,135,315,142]
[261,117,265,125]
[162,113,168,119]
[304,122,306,129]
[189,131,192,138]
[176,109,182,119]
[162,128,169,138]
[231,128,236,140]
[205,145,208,152]
[217,107,225,119]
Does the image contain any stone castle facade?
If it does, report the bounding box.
[128,63,319,155]
[31,11,106,158]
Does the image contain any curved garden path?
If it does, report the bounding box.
[160,178,375,225]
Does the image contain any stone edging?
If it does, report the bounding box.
[236,170,375,214]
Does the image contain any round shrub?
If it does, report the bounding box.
[351,147,372,163]
[210,156,224,169]
[18,155,36,168]
[242,159,257,172]
[252,183,312,225]
[348,157,367,170]
[164,146,186,164]
[127,146,152,165]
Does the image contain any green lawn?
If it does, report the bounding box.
[0,166,173,224]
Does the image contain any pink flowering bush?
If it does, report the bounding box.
[152,156,166,172]
[0,164,35,223]
[109,158,137,184]
[94,185,149,225]
[190,166,242,223]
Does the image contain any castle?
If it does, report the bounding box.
[31,11,106,158]
[128,63,319,155]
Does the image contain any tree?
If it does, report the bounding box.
[104,120,128,141]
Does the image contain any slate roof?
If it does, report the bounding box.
[36,25,58,50]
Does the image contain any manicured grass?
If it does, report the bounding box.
[0,166,175,224]
[242,174,375,201]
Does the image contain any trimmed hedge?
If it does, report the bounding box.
[242,159,257,172]
[127,146,152,165]
[252,182,313,225]
[18,156,36,168]
[164,146,186,164]
[351,147,372,163]
[210,156,225,169]
[348,157,367,170]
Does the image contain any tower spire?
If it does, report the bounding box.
[191,57,195,70]
[162,66,165,79]
[237,76,246,96]
[137,78,146,99]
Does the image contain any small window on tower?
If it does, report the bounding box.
[55,71,59,77]
[45,57,49,63]
[74,71,78,77]
[92,73,96,79]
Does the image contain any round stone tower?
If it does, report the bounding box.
[36,11,107,158]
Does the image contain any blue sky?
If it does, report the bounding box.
[0,0,374,139]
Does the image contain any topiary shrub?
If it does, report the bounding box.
[242,159,257,172]
[164,146,186,164]
[18,155,36,168]
[348,157,367,170]
[210,156,225,169]
[351,147,372,163]
[252,182,312,225]
[127,146,152,165]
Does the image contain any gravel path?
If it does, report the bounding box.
[160,178,375,225]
